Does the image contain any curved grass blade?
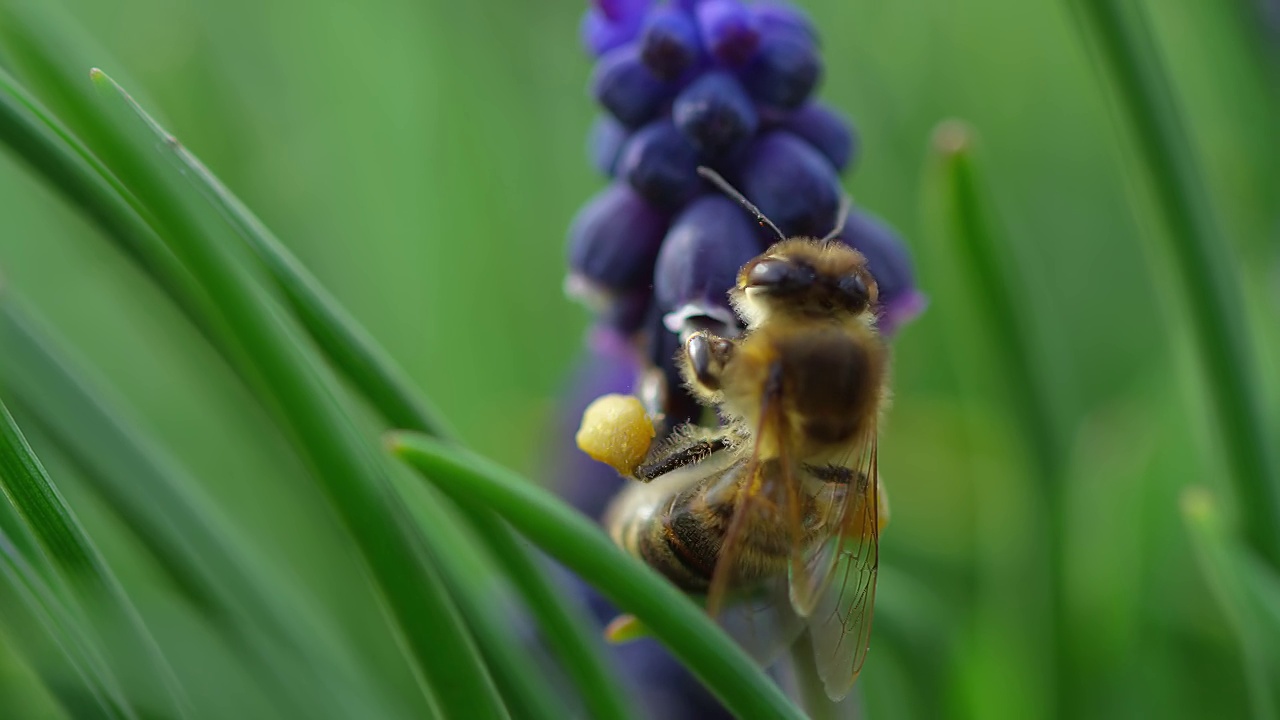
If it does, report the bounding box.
[1182,487,1279,720]
[72,59,633,720]
[0,65,214,332]
[0,42,629,718]
[0,525,127,720]
[392,475,568,720]
[0,300,410,720]
[1066,0,1280,567]
[927,121,1068,709]
[104,100,453,439]
[388,432,808,720]
[0,400,189,719]
[79,67,507,718]
[455,506,636,720]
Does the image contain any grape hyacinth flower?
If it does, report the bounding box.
[558,1,924,716]
[567,0,923,425]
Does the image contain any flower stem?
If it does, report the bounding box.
[1066,0,1280,567]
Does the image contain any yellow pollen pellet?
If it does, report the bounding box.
[575,394,654,476]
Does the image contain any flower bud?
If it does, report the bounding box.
[566,183,668,295]
[654,195,761,334]
[695,0,761,67]
[672,71,759,157]
[639,5,702,80]
[738,130,842,238]
[778,103,857,172]
[618,120,702,208]
[592,46,674,128]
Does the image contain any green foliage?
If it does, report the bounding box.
[0,0,1277,718]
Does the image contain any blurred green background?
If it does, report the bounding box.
[1,0,1277,717]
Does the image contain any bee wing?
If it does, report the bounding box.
[804,439,881,701]
[717,579,807,666]
[705,360,807,619]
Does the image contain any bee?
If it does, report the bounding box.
[592,167,891,701]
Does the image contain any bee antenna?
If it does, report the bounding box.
[821,195,852,243]
[696,166,787,243]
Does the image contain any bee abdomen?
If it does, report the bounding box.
[637,491,726,593]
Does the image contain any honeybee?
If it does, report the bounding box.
[588,167,891,701]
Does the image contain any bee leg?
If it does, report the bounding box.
[681,331,734,399]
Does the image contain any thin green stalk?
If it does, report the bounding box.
[0,48,630,719]
[0,400,190,719]
[99,74,631,717]
[0,300,406,720]
[455,507,636,720]
[1067,0,1280,567]
[1182,487,1279,720]
[392,475,567,720]
[0,526,127,720]
[112,101,452,439]
[929,122,1067,714]
[388,432,807,720]
[84,62,631,720]
[84,68,505,718]
[0,65,213,330]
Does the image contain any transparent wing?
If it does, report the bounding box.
[806,440,881,701]
[787,434,873,617]
[717,579,806,666]
[706,360,811,619]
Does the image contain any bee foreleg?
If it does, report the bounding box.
[681,331,734,401]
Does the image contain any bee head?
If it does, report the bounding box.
[734,239,879,325]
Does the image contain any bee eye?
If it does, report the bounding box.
[747,259,811,292]
[837,273,869,310]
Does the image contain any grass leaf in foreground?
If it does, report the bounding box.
[0,399,188,719]
[0,300,406,720]
[85,67,505,718]
[388,431,807,720]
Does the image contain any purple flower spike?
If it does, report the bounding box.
[589,115,630,177]
[742,28,823,110]
[582,0,654,56]
[779,103,858,172]
[672,71,759,157]
[837,210,924,335]
[619,120,703,208]
[640,5,702,81]
[752,1,817,43]
[695,0,761,67]
[738,131,843,239]
[654,195,761,334]
[566,183,668,299]
[591,46,674,128]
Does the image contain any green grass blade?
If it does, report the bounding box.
[2,36,624,718]
[1067,0,1280,566]
[72,52,634,720]
[90,65,633,717]
[387,432,808,720]
[0,527,127,720]
[105,98,453,439]
[1181,487,1279,720]
[0,66,215,331]
[0,400,189,718]
[928,121,1067,711]
[0,300,406,720]
[84,67,505,718]
[3,5,627,716]
[456,507,637,720]
[392,476,569,720]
